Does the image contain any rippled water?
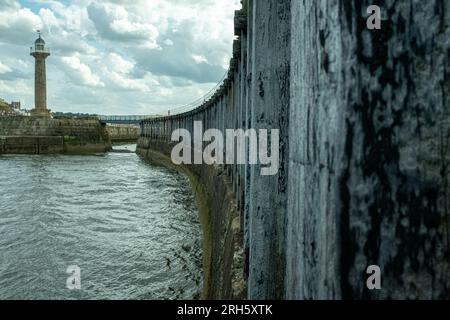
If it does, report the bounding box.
[0,144,202,300]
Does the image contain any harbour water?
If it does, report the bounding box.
[0,144,202,300]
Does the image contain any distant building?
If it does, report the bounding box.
[11,101,21,110]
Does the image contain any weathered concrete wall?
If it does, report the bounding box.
[246,0,291,300]
[138,0,449,299]
[0,136,63,154]
[106,124,140,142]
[0,116,112,154]
[287,0,450,300]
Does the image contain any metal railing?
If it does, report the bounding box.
[30,48,50,54]
[166,70,228,116]
[97,115,156,122]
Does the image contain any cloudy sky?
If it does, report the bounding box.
[0,0,240,115]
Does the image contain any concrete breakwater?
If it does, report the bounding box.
[0,116,111,154]
[138,0,450,300]
[0,136,64,154]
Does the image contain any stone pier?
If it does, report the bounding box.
[0,116,112,154]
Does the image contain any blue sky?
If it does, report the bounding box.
[0,0,240,115]
[20,0,71,13]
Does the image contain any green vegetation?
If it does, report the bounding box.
[0,98,11,110]
[0,98,16,116]
[63,135,79,142]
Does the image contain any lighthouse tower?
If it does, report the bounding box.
[30,32,51,118]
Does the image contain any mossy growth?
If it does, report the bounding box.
[63,135,79,142]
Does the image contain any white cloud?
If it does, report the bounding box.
[0,0,20,10]
[61,55,104,87]
[0,79,32,96]
[106,53,133,74]
[192,54,208,64]
[0,61,12,74]
[163,39,174,46]
[0,7,43,45]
